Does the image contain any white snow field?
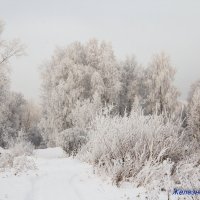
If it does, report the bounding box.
[0,148,169,200]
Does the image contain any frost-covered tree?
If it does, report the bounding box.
[0,21,24,146]
[40,44,88,145]
[40,39,121,145]
[187,79,200,103]
[21,101,42,146]
[1,95,41,147]
[118,56,142,115]
[85,39,121,105]
[0,92,27,145]
[143,53,180,115]
[188,87,200,143]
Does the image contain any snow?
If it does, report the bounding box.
[33,147,66,159]
[0,147,169,200]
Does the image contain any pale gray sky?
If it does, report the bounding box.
[1,0,200,102]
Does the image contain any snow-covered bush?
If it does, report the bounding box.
[0,130,35,172]
[57,128,87,156]
[9,130,34,157]
[10,140,34,157]
[13,156,37,174]
[79,107,189,187]
[0,151,14,169]
[188,87,200,144]
[167,153,200,200]
[70,94,101,130]
[0,149,36,173]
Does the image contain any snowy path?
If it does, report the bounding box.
[0,148,166,200]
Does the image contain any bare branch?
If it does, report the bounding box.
[0,39,25,67]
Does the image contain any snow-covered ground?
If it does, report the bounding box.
[0,148,170,200]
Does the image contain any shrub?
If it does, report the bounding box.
[8,130,34,157]
[57,127,87,156]
[10,140,34,157]
[0,130,35,172]
[0,151,14,169]
[79,107,190,187]
[13,156,37,174]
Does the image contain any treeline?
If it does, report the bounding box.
[40,39,199,144]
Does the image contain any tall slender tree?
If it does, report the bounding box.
[118,56,141,115]
[143,53,179,115]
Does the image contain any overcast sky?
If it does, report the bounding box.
[1,0,200,102]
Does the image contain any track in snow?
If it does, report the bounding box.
[0,148,165,200]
